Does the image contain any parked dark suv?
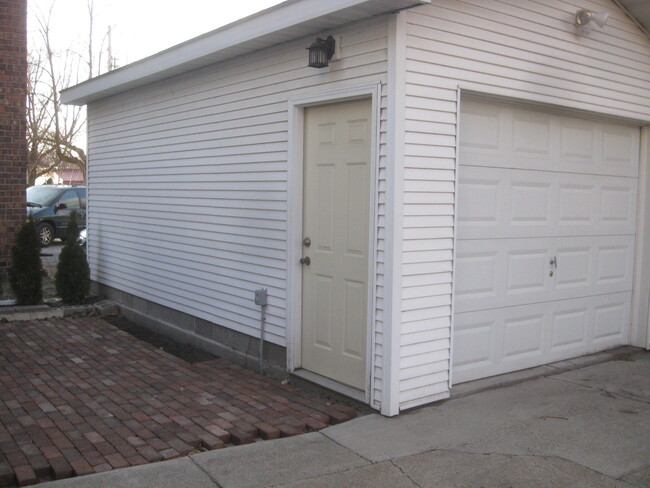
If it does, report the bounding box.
[26,185,87,247]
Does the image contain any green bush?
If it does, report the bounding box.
[9,219,43,305]
[55,211,90,304]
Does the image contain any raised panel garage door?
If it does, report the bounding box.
[453,99,640,384]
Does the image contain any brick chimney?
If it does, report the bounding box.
[0,1,28,279]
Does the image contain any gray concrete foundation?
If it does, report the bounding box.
[92,281,287,377]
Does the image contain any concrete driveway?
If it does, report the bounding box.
[38,348,649,487]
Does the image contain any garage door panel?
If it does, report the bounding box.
[560,121,594,163]
[602,125,639,174]
[554,246,590,288]
[558,183,595,224]
[453,292,631,383]
[455,236,634,313]
[601,185,636,224]
[502,313,545,361]
[455,100,638,385]
[507,249,547,294]
[593,301,629,343]
[457,166,637,239]
[453,320,499,370]
[512,112,551,157]
[460,99,639,178]
[550,308,588,351]
[510,181,551,224]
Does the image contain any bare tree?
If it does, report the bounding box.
[87,0,94,79]
[27,0,107,185]
[26,51,56,185]
[43,15,87,180]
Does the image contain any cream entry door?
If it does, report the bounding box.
[301,99,372,391]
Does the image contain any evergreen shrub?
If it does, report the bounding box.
[9,219,43,305]
[55,211,90,304]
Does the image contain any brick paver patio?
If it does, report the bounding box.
[0,315,357,486]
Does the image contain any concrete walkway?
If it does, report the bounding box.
[38,349,650,488]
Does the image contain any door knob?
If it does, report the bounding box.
[303,237,311,247]
[300,256,311,265]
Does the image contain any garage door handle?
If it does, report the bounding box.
[550,256,557,268]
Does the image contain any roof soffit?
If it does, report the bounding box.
[61,0,430,105]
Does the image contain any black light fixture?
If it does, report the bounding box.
[307,36,335,69]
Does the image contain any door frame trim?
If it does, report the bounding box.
[286,83,381,405]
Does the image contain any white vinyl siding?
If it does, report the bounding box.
[86,16,390,408]
[400,0,650,409]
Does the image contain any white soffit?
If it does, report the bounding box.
[615,0,650,36]
[61,0,430,105]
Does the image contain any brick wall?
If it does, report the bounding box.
[0,0,28,278]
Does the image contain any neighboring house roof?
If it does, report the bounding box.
[54,169,84,185]
[61,0,430,106]
[616,0,650,35]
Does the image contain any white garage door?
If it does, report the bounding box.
[453,99,640,384]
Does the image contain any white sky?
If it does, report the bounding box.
[28,0,285,72]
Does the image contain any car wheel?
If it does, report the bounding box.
[36,222,54,247]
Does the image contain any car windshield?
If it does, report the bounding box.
[26,186,61,207]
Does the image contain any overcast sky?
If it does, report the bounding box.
[28,0,285,71]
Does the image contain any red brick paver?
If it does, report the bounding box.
[0,316,357,486]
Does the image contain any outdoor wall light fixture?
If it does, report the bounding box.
[307,36,335,68]
[574,9,609,28]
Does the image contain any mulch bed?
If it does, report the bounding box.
[103,315,219,364]
[0,315,358,486]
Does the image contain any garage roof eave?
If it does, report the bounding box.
[60,0,430,105]
[615,0,650,38]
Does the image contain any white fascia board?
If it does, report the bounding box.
[61,0,430,105]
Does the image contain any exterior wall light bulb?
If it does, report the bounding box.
[574,9,609,28]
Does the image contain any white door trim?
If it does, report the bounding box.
[631,126,650,349]
[286,83,381,405]
[448,85,463,389]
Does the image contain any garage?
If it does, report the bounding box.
[453,98,640,384]
[61,0,650,414]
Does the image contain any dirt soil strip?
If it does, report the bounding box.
[0,315,358,486]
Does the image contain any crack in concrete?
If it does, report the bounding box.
[320,430,375,464]
[550,376,650,405]
[189,456,224,488]
[618,465,650,488]
[265,462,378,488]
[394,447,637,487]
[252,432,377,488]
[390,459,424,488]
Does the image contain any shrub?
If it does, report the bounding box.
[55,211,90,304]
[9,219,43,305]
